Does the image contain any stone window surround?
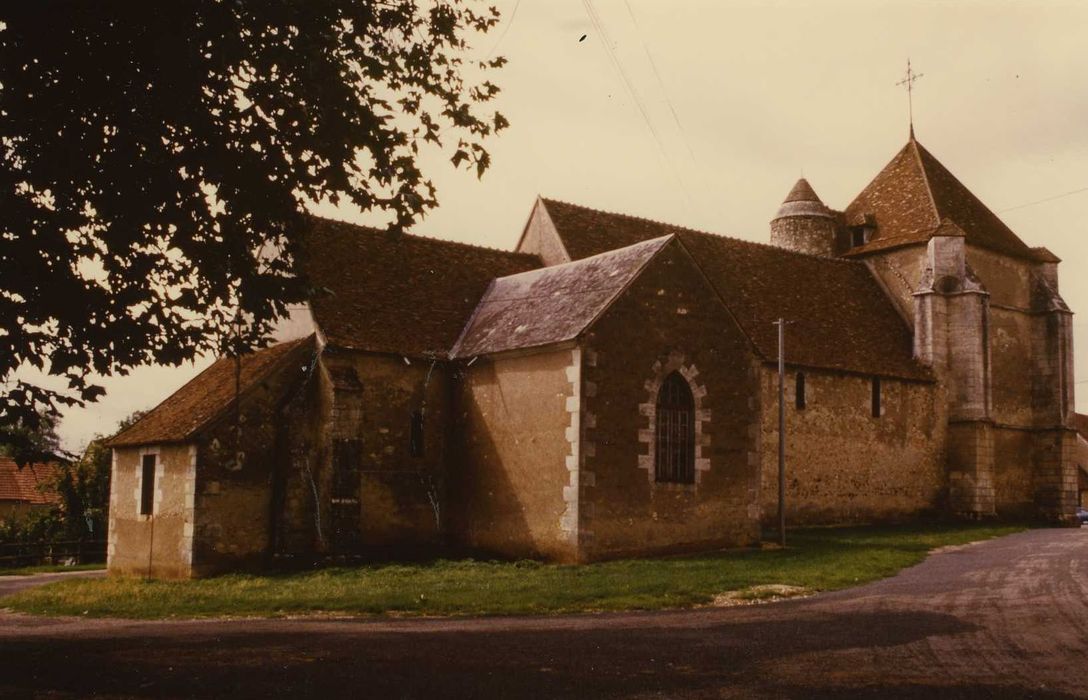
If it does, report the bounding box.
[133,446,163,522]
[638,351,711,492]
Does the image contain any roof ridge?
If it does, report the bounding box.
[908,139,943,225]
[106,335,314,447]
[313,216,539,261]
[540,197,864,265]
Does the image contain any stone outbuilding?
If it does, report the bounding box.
[106,135,1079,578]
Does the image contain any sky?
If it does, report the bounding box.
[51,0,1088,451]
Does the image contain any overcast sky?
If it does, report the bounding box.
[52,0,1088,451]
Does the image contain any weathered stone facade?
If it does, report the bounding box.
[107,135,1078,578]
[759,369,947,525]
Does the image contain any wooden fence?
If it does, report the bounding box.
[0,539,107,568]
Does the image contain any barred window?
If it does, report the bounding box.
[409,410,425,457]
[655,372,695,484]
[139,454,156,516]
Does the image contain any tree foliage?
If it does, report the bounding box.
[0,1,506,449]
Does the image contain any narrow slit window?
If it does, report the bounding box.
[139,454,156,516]
[654,372,696,484]
[409,410,425,457]
[871,377,882,418]
[795,372,807,410]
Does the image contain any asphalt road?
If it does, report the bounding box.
[0,528,1085,699]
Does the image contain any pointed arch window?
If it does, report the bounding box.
[655,372,695,484]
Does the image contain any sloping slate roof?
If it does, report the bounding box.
[303,218,540,357]
[0,458,58,505]
[844,139,1036,260]
[452,236,672,358]
[106,336,316,448]
[541,200,930,380]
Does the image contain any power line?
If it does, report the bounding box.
[998,186,1088,214]
[623,0,698,164]
[485,0,522,60]
[579,0,695,208]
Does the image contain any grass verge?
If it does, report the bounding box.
[3,522,1025,619]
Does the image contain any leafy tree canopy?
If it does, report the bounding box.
[0,1,506,452]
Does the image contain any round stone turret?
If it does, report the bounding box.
[770,178,839,257]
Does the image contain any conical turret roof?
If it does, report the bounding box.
[773,178,834,220]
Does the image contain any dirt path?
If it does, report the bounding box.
[0,569,105,598]
[0,529,1084,698]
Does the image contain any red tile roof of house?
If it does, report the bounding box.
[0,458,59,506]
[540,199,932,381]
[452,236,672,358]
[106,335,317,448]
[302,218,540,358]
[843,138,1038,260]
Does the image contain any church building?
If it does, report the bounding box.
[105,136,1080,578]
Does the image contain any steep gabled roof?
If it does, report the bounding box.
[844,138,1036,260]
[106,335,316,448]
[0,458,59,505]
[452,236,672,358]
[537,200,931,381]
[303,218,540,358]
[540,198,677,261]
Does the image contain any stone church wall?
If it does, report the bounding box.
[578,241,761,560]
[451,347,578,561]
[297,351,451,555]
[190,349,318,575]
[107,443,197,579]
[760,369,946,525]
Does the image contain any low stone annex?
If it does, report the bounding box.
[105,135,1080,578]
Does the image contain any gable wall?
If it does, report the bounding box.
[760,368,947,524]
[515,200,570,266]
[578,241,761,559]
[107,443,196,579]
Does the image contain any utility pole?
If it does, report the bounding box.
[773,318,791,546]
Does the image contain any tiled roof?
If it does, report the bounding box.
[302,218,540,358]
[774,178,835,220]
[844,139,1037,260]
[452,236,672,358]
[540,200,931,381]
[0,458,59,505]
[106,336,317,448]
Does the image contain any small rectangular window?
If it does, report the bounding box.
[409,410,425,457]
[852,228,866,248]
[871,378,882,418]
[139,454,156,516]
[795,372,806,410]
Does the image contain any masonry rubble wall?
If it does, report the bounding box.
[577,241,761,560]
[760,368,947,525]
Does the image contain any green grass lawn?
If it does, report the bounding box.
[2,522,1025,620]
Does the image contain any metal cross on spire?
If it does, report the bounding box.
[896,59,924,138]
